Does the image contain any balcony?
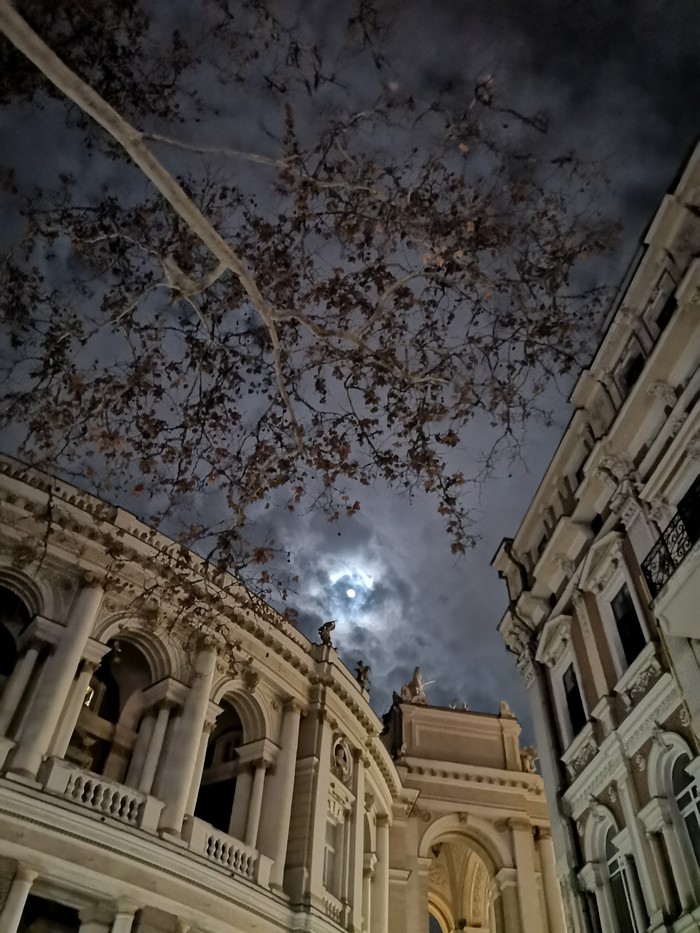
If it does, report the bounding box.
[37,757,272,886]
[642,477,700,598]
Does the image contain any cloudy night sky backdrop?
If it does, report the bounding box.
[1,0,699,736]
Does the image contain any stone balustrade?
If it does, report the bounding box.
[321,892,345,924]
[184,817,272,887]
[42,758,164,830]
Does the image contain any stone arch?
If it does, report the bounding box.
[0,562,51,618]
[211,678,270,742]
[94,613,176,683]
[647,730,695,798]
[583,805,618,863]
[418,813,511,876]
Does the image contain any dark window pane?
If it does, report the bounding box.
[685,813,700,866]
[611,584,646,665]
[656,294,676,332]
[622,353,645,391]
[563,663,586,736]
[672,755,692,795]
[610,873,636,933]
[678,475,700,545]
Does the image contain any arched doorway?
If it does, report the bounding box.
[428,838,497,932]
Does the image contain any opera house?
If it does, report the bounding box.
[0,455,562,932]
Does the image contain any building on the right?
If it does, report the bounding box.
[493,142,700,933]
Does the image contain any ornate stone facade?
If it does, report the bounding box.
[494,143,700,932]
[0,457,560,933]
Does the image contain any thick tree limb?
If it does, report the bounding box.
[0,0,305,438]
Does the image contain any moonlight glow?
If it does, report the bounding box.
[346,588,356,599]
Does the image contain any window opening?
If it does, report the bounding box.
[610,584,646,666]
[673,755,700,865]
[606,835,639,933]
[563,663,586,736]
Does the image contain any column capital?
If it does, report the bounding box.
[14,864,38,885]
[495,866,518,891]
[249,757,272,772]
[508,816,532,833]
[81,572,104,588]
[282,696,305,715]
[536,825,552,841]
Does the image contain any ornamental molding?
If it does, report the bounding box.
[614,643,663,712]
[554,554,576,577]
[618,673,680,757]
[401,759,544,795]
[535,614,573,668]
[563,734,626,819]
[577,531,626,596]
[647,381,678,407]
[562,723,598,781]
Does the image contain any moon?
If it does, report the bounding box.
[346,588,356,599]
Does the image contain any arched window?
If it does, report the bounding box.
[605,832,637,933]
[673,754,700,865]
[0,585,31,683]
[194,700,243,834]
[67,639,153,779]
[605,830,647,933]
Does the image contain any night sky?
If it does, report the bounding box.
[275,0,700,728]
[1,0,699,737]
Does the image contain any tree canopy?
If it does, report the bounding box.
[0,0,614,593]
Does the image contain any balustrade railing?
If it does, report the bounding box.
[642,510,697,597]
[322,892,345,924]
[184,817,272,887]
[65,770,144,824]
[42,758,164,830]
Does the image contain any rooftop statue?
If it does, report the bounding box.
[355,660,371,690]
[400,666,429,705]
[318,619,336,647]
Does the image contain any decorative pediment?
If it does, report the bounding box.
[535,614,572,668]
[577,531,625,595]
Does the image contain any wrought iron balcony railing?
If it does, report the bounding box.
[642,509,698,598]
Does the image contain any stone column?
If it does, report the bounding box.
[585,863,619,932]
[0,643,40,735]
[269,699,302,889]
[159,641,217,835]
[244,759,268,848]
[0,865,37,933]
[510,817,540,933]
[11,582,103,778]
[362,852,376,933]
[110,907,136,933]
[616,772,664,923]
[49,659,98,759]
[124,710,156,788]
[659,806,698,911]
[372,815,390,933]
[537,828,567,933]
[229,767,253,840]
[140,704,172,796]
[495,868,522,933]
[416,856,432,933]
[348,750,366,932]
[185,721,214,817]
